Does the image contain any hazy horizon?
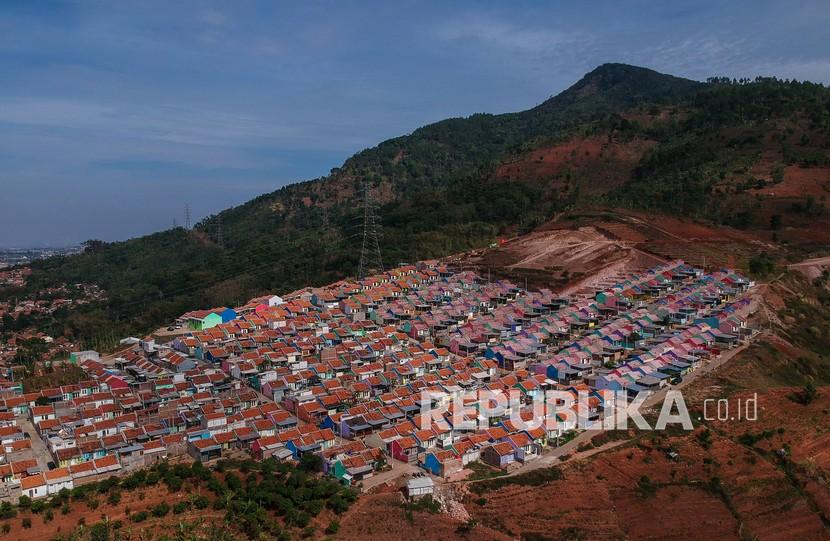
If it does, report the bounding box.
[2,0,829,246]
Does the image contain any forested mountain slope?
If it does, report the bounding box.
[5,63,830,345]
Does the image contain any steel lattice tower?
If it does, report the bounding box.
[184,204,192,230]
[357,182,383,280]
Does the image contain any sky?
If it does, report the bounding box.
[2,1,829,246]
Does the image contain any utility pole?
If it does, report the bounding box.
[357,182,384,280]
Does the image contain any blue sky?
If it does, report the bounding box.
[2,1,829,246]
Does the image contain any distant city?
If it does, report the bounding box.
[0,246,82,268]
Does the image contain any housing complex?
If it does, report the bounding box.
[0,261,755,500]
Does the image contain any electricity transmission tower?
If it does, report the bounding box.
[216,214,223,248]
[357,182,384,280]
[184,204,192,230]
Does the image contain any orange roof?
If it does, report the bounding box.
[45,467,71,481]
[21,473,46,490]
[490,442,514,456]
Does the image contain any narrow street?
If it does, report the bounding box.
[360,459,420,492]
[18,416,53,471]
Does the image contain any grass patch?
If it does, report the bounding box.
[466,461,507,481]
[470,467,564,494]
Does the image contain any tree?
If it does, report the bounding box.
[0,501,16,519]
[299,453,322,473]
[748,252,776,277]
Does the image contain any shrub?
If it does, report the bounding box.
[17,495,31,509]
[1,523,10,534]
[107,491,122,506]
[791,382,819,405]
[325,520,340,535]
[637,475,657,498]
[696,429,713,450]
[164,474,183,492]
[90,521,109,541]
[130,511,148,523]
[22,517,32,529]
[173,501,189,515]
[191,494,209,510]
[191,462,211,482]
[0,501,16,519]
[151,502,170,518]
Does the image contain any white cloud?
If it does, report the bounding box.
[435,17,586,56]
[197,8,229,28]
[635,35,754,78]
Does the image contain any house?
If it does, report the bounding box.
[390,436,418,463]
[188,437,222,462]
[30,405,55,425]
[186,310,224,330]
[421,449,463,478]
[20,473,48,501]
[406,476,434,499]
[331,455,375,486]
[505,432,537,462]
[45,467,74,494]
[93,454,121,475]
[480,442,516,469]
[252,435,291,461]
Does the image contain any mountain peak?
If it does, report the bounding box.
[536,63,702,111]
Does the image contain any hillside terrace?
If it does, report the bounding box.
[0,261,755,498]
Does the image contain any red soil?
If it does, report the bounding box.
[336,492,510,541]
[752,166,830,198]
[3,484,208,541]
[495,136,656,194]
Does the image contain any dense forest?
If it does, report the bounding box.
[3,63,829,347]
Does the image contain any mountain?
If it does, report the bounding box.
[4,63,830,346]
